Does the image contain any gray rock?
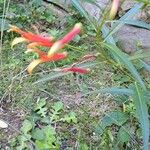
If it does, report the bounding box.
[115,25,150,54]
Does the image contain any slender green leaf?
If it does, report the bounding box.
[111,20,150,30]
[102,43,146,90]
[101,25,116,45]
[33,71,70,84]
[130,51,150,60]
[135,0,150,5]
[140,60,150,72]
[104,3,143,42]
[71,0,96,30]
[33,62,98,84]
[83,87,133,96]
[133,83,149,150]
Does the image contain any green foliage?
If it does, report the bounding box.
[1,0,150,149]
[95,111,128,135]
[10,98,77,149]
[102,43,146,90]
[117,125,130,143]
[34,98,48,118]
[133,83,149,150]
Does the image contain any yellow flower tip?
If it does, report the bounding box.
[27,59,43,74]
[27,42,39,49]
[53,68,61,72]
[48,41,62,56]
[109,0,120,20]
[87,68,91,72]
[49,36,55,41]
[25,49,34,53]
[95,53,100,57]
[8,25,20,32]
[62,51,68,56]
[11,37,27,48]
[75,23,82,29]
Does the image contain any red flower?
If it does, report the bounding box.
[9,23,91,75]
[57,67,90,74]
[9,25,54,48]
[26,48,67,74]
[48,23,82,56]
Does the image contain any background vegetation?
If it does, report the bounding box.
[0,0,150,149]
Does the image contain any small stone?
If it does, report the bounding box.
[0,120,8,128]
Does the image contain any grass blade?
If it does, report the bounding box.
[111,20,150,30]
[133,83,149,150]
[102,43,146,90]
[140,60,150,72]
[34,62,98,84]
[129,51,150,60]
[71,0,96,30]
[83,87,133,96]
[101,25,116,45]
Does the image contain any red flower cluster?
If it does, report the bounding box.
[9,23,91,74]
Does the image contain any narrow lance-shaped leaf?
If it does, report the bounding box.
[140,60,150,72]
[133,83,149,150]
[111,20,150,30]
[33,61,98,84]
[71,0,96,30]
[104,3,143,42]
[102,43,146,90]
[83,87,133,96]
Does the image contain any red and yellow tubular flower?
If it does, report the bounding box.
[26,48,67,74]
[48,23,82,56]
[60,67,90,74]
[10,23,91,75]
[109,0,120,20]
[9,25,54,48]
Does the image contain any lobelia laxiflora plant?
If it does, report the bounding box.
[9,23,95,75]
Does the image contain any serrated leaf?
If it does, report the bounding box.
[102,43,146,90]
[133,83,149,150]
[117,126,130,143]
[35,140,49,150]
[43,126,56,136]
[52,101,63,112]
[62,112,77,123]
[32,128,45,140]
[37,107,47,118]
[20,120,33,134]
[96,111,128,135]
[102,111,128,126]
[34,98,46,111]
